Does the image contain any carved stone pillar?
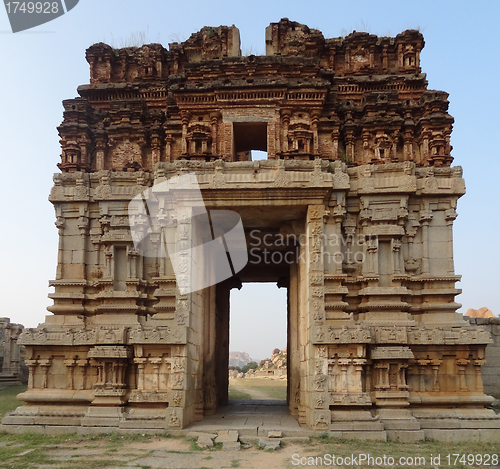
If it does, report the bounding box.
[445,207,458,275]
[95,137,107,170]
[210,112,219,156]
[392,238,402,275]
[419,208,433,275]
[64,359,76,390]
[362,130,370,163]
[417,359,430,391]
[281,110,291,153]
[127,245,138,279]
[55,214,65,280]
[149,357,162,391]
[456,359,469,392]
[404,127,413,161]
[366,237,379,277]
[331,127,340,160]
[474,359,486,392]
[345,130,355,163]
[104,247,113,279]
[375,363,390,390]
[398,363,409,390]
[151,132,161,165]
[353,358,366,392]
[39,359,51,389]
[181,111,190,155]
[134,358,147,390]
[26,359,38,389]
[77,359,88,390]
[431,359,442,391]
[404,217,420,274]
[312,111,320,154]
[338,358,350,392]
[165,134,173,162]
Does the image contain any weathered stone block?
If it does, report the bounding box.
[222,441,241,451]
[196,434,214,449]
[258,438,280,450]
[215,430,238,443]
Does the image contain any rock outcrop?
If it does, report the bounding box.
[465,307,495,318]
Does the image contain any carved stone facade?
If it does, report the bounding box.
[3,19,500,441]
[0,318,24,386]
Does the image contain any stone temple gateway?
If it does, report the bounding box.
[4,19,500,441]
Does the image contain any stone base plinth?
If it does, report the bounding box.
[81,406,126,427]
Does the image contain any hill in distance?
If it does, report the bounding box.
[229,351,253,368]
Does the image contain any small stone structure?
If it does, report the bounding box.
[3,19,500,441]
[466,317,500,396]
[0,318,24,386]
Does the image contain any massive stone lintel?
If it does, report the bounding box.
[2,19,499,442]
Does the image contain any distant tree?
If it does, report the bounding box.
[273,348,280,355]
[242,361,258,373]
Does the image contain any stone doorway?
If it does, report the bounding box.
[204,217,301,418]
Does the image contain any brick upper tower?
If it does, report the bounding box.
[58,19,451,174]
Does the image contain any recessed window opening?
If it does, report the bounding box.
[233,122,267,161]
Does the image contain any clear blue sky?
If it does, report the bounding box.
[1,1,499,361]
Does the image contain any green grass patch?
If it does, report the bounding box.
[0,385,27,418]
[228,387,251,400]
[0,430,188,469]
[251,385,286,400]
[229,378,287,400]
[188,438,204,451]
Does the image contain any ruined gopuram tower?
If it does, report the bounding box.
[4,19,499,441]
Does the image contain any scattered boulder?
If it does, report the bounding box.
[196,434,214,449]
